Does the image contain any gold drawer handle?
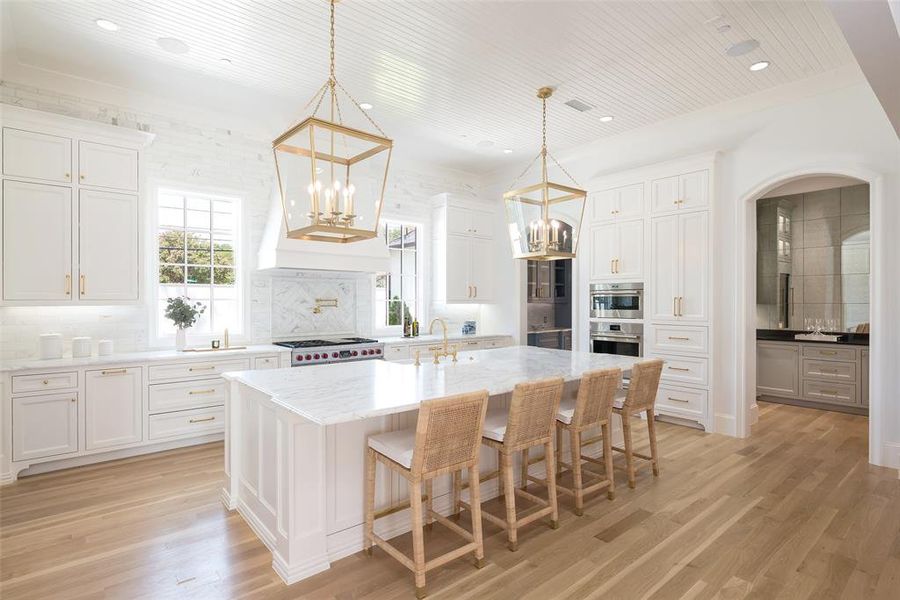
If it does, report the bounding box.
[42,379,49,385]
[668,366,690,372]
[819,389,838,396]
[189,416,216,423]
[189,389,216,395]
[189,365,216,372]
[820,368,838,374]
[667,396,690,403]
[667,336,690,341]
[819,350,838,355]
[101,368,127,375]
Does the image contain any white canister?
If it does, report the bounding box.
[97,339,114,356]
[39,333,63,360]
[72,337,92,358]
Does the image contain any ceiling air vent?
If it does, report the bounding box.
[564,98,594,113]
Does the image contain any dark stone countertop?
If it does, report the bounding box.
[756,329,869,346]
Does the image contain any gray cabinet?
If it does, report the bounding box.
[757,341,800,398]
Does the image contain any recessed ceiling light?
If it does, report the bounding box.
[157,37,190,54]
[95,19,119,31]
[359,102,373,110]
[726,39,760,57]
[750,60,770,72]
[503,149,513,154]
[599,115,614,123]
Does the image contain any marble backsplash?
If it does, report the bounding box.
[267,272,365,340]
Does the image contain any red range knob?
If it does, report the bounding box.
[375,348,382,354]
[305,354,312,360]
[314,353,320,360]
[296,355,303,361]
[363,349,370,356]
[332,352,339,358]
[352,350,359,356]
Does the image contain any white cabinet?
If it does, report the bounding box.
[78,141,138,191]
[12,392,79,461]
[649,211,708,322]
[591,183,643,221]
[861,349,869,406]
[78,189,139,300]
[757,342,800,398]
[589,219,643,281]
[85,367,143,450]
[433,195,494,303]
[650,170,708,214]
[2,180,73,301]
[2,128,72,183]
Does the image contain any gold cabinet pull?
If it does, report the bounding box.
[189,416,216,423]
[668,366,690,372]
[188,365,216,372]
[673,297,677,316]
[679,297,684,316]
[70,398,77,403]
[611,259,615,274]
[101,368,127,375]
[820,350,838,356]
[79,274,86,296]
[65,274,71,295]
[189,388,216,395]
[473,285,477,298]
[668,336,690,341]
[42,379,49,385]
[80,174,85,180]
[667,396,690,403]
[64,172,70,179]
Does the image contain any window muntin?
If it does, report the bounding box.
[375,221,418,331]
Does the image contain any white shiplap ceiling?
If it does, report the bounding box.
[2,1,855,173]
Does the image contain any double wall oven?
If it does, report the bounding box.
[589,282,643,358]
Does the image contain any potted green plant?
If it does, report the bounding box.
[164,296,206,350]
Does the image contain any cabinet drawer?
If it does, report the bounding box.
[12,371,78,394]
[482,337,510,349]
[802,359,857,383]
[457,339,484,350]
[149,378,226,413]
[253,355,279,370]
[802,381,857,405]
[148,358,250,382]
[384,345,410,361]
[149,406,224,440]
[655,385,706,417]
[649,325,708,355]
[654,354,708,386]
[801,345,857,362]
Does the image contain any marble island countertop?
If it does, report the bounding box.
[377,332,512,345]
[0,344,288,373]
[223,346,639,426]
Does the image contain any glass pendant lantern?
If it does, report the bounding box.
[272,0,392,243]
[504,87,586,260]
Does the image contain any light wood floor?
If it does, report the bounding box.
[1,402,897,599]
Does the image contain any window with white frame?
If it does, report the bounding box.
[156,188,242,337]
[374,221,419,331]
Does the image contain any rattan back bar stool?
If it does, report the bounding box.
[550,368,622,515]
[611,359,664,489]
[364,390,489,599]
[455,377,564,552]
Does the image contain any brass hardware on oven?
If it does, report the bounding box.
[188,365,216,372]
[189,389,216,395]
[189,416,216,423]
[101,368,127,375]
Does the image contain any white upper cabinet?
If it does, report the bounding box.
[433,194,495,303]
[78,141,139,191]
[650,211,709,322]
[590,219,643,282]
[592,183,643,222]
[78,189,139,301]
[651,170,708,214]
[2,128,72,183]
[85,367,143,450]
[2,181,73,301]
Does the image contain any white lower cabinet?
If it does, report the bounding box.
[148,378,226,413]
[655,384,706,420]
[13,392,79,461]
[654,354,708,387]
[85,367,143,450]
[149,406,225,441]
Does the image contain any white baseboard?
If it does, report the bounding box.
[884,442,900,473]
[714,413,737,436]
[749,402,759,426]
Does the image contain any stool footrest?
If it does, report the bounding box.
[373,494,430,520]
[429,510,474,542]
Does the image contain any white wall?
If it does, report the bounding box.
[0,78,483,359]
[482,67,900,467]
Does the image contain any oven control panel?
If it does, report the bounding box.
[293,345,383,366]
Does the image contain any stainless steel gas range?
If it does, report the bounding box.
[274,337,384,367]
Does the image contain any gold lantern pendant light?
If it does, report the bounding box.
[504,87,586,260]
[272,0,392,243]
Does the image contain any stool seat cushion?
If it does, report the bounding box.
[368,428,416,469]
[482,406,509,442]
[613,391,626,411]
[556,397,576,425]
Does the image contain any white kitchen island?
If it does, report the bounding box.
[221,346,639,585]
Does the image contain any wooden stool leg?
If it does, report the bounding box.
[646,409,660,477]
[569,429,583,516]
[622,413,636,489]
[468,464,486,568]
[451,470,462,521]
[520,448,529,490]
[555,423,563,477]
[364,447,376,555]
[501,452,518,551]
[602,421,615,500]
[544,441,559,528]
[424,478,434,531]
[409,479,427,598]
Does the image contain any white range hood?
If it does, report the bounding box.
[257,188,390,273]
